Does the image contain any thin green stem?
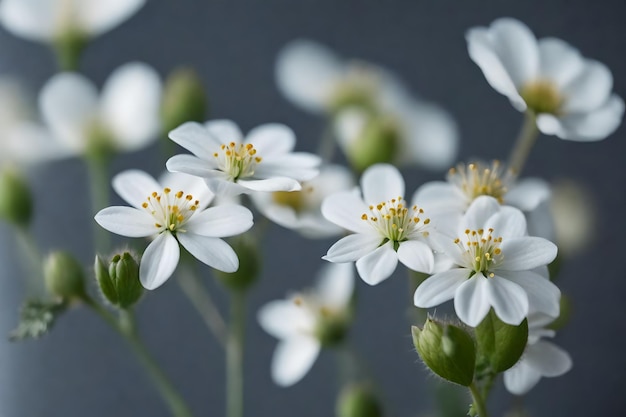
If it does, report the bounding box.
[317,121,337,163]
[15,226,45,297]
[83,297,194,417]
[87,157,111,253]
[226,290,246,417]
[469,382,489,417]
[507,111,540,177]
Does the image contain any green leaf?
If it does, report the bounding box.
[9,299,67,341]
[475,310,528,373]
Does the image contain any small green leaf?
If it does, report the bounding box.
[475,310,528,373]
[10,299,67,341]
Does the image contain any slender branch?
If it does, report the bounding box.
[226,290,246,417]
[15,226,45,297]
[507,111,540,177]
[469,382,489,417]
[317,121,337,163]
[86,156,111,253]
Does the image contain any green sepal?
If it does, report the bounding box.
[95,255,118,305]
[345,116,399,174]
[0,168,33,228]
[475,309,528,373]
[110,252,143,309]
[44,251,86,301]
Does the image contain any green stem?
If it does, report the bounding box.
[15,226,45,297]
[317,121,337,163]
[226,290,246,417]
[507,111,540,177]
[84,297,194,417]
[87,157,111,253]
[469,382,489,417]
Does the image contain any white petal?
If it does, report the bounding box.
[397,240,435,274]
[39,72,98,153]
[505,178,551,211]
[140,232,180,290]
[561,60,613,113]
[5,122,72,163]
[323,233,382,263]
[454,274,491,327]
[101,62,162,151]
[526,340,572,377]
[413,182,465,211]
[499,237,557,270]
[112,169,160,209]
[486,276,528,325]
[504,360,543,395]
[498,270,561,318]
[169,122,221,159]
[355,241,398,285]
[258,300,316,339]
[360,164,405,204]
[237,177,301,192]
[484,206,528,240]
[185,205,253,237]
[275,39,343,112]
[321,190,371,234]
[166,154,218,177]
[413,268,469,308]
[204,119,243,145]
[537,38,585,88]
[434,232,467,267]
[94,206,156,237]
[177,233,238,273]
[256,153,321,182]
[462,196,501,232]
[488,18,539,88]
[0,0,56,42]
[206,177,250,198]
[158,171,215,210]
[333,107,368,151]
[315,263,355,309]
[271,337,321,387]
[77,0,145,37]
[246,123,295,156]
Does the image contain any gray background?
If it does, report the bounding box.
[1,0,625,416]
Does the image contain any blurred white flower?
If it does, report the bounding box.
[322,164,438,285]
[276,40,458,170]
[413,196,560,327]
[258,262,354,387]
[0,0,145,43]
[467,17,624,141]
[251,164,355,238]
[39,62,162,157]
[166,120,321,197]
[95,170,253,290]
[550,179,595,256]
[504,313,572,395]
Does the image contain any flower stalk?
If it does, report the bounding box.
[226,290,246,417]
[469,382,489,417]
[507,111,539,177]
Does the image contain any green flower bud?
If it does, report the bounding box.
[0,167,33,227]
[44,251,86,301]
[346,116,399,173]
[214,236,259,292]
[96,253,143,309]
[412,319,475,386]
[315,308,350,347]
[161,67,208,134]
[475,310,528,373]
[336,383,383,417]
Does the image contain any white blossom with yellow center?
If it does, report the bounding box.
[322,163,438,286]
[467,17,623,141]
[414,196,560,327]
[166,119,321,197]
[95,170,253,290]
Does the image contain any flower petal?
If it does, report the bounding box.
[498,270,560,318]
[77,0,145,37]
[168,122,221,159]
[499,237,557,270]
[204,119,243,145]
[397,239,435,274]
[237,177,301,192]
[355,241,398,285]
[484,206,528,240]
[140,232,180,290]
[361,164,405,204]
[101,62,162,151]
[255,153,321,182]
[321,190,371,234]
[271,337,321,387]
[505,178,551,212]
[504,360,542,395]
[537,37,585,88]
[166,154,218,177]
[323,233,382,263]
[246,123,296,156]
[0,0,56,42]
[454,274,491,327]
[177,233,238,273]
[486,275,528,325]
[112,169,160,209]
[561,60,613,113]
[185,204,253,237]
[94,206,156,237]
[158,171,215,210]
[526,340,572,377]
[462,196,501,232]
[413,268,470,308]
[258,300,316,339]
[315,263,355,309]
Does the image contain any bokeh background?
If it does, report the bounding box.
[1,0,625,416]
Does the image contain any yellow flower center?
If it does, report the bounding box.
[142,188,200,234]
[447,161,511,204]
[272,186,314,213]
[454,228,504,275]
[361,196,430,246]
[213,142,262,181]
[520,80,563,115]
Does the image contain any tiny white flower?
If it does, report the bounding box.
[0,0,145,43]
[250,164,355,238]
[39,62,162,157]
[258,262,354,387]
[276,39,458,170]
[414,196,560,327]
[94,170,253,290]
[504,313,572,395]
[322,164,438,286]
[467,17,624,141]
[166,119,321,197]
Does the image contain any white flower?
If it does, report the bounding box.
[94,170,253,290]
[166,120,321,197]
[322,164,438,285]
[39,62,162,157]
[257,262,354,387]
[414,161,553,239]
[413,196,560,327]
[0,0,145,43]
[250,164,355,238]
[467,17,624,141]
[276,39,458,170]
[504,313,572,395]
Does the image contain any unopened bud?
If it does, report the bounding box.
[336,384,383,417]
[316,310,350,347]
[95,253,143,309]
[346,116,399,173]
[161,67,208,134]
[214,236,259,292]
[44,251,86,300]
[0,168,33,227]
[475,310,528,373]
[412,319,475,386]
